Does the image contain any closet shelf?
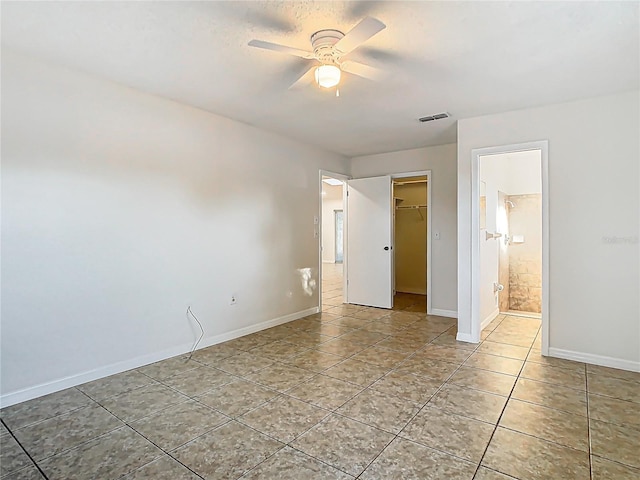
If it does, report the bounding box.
[396,204,426,219]
[396,205,427,209]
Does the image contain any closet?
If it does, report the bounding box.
[393,176,428,299]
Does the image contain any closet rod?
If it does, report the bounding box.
[396,205,427,209]
[394,179,428,185]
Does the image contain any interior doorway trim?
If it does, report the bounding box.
[469,141,549,355]
[391,170,433,315]
[319,170,350,311]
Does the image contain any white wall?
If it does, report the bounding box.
[0,51,349,404]
[350,144,457,315]
[481,151,542,195]
[321,184,343,263]
[458,90,640,370]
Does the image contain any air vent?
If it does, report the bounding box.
[419,112,450,123]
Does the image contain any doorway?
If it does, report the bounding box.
[319,171,348,311]
[470,141,549,353]
[342,171,433,312]
[393,176,428,313]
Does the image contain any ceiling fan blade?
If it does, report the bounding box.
[341,60,386,81]
[334,17,386,55]
[289,66,317,90]
[248,39,315,59]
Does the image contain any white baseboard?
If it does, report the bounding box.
[456,332,479,344]
[548,347,640,373]
[396,287,427,295]
[481,308,500,331]
[429,309,458,319]
[0,306,319,408]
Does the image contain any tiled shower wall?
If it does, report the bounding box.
[507,194,542,313]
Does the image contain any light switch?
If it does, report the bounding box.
[313,216,319,225]
[434,232,440,240]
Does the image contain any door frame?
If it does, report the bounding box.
[391,170,433,315]
[469,141,549,354]
[319,170,350,310]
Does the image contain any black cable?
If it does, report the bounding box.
[186,306,204,360]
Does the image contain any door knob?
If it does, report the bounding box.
[384,246,390,251]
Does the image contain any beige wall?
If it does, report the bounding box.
[394,181,427,294]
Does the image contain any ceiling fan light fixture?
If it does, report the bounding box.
[315,64,341,88]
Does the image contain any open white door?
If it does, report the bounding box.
[346,176,393,308]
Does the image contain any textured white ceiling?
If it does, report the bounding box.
[2,1,638,157]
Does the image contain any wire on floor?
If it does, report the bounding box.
[187,306,204,360]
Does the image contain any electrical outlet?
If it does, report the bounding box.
[230,294,237,305]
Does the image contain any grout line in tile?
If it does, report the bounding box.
[352,434,398,479]
[280,377,366,412]
[173,419,290,475]
[474,465,520,479]
[12,295,586,480]
[471,323,541,479]
[85,376,254,461]
[1,388,98,432]
[496,425,591,454]
[41,316,536,479]
[12,409,127,465]
[284,443,359,478]
[118,422,212,479]
[503,395,588,418]
[589,453,640,471]
[29,425,136,472]
[123,454,206,480]
[585,363,593,480]
[235,406,334,447]
[351,327,479,478]
[1,417,51,480]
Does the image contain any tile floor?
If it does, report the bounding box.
[1,263,639,479]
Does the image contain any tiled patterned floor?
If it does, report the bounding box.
[1,264,639,479]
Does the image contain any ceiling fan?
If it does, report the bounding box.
[248,17,387,93]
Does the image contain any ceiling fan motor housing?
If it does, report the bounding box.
[311,29,344,64]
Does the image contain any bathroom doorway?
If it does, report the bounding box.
[471,141,549,353]
[479,150,543,322]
